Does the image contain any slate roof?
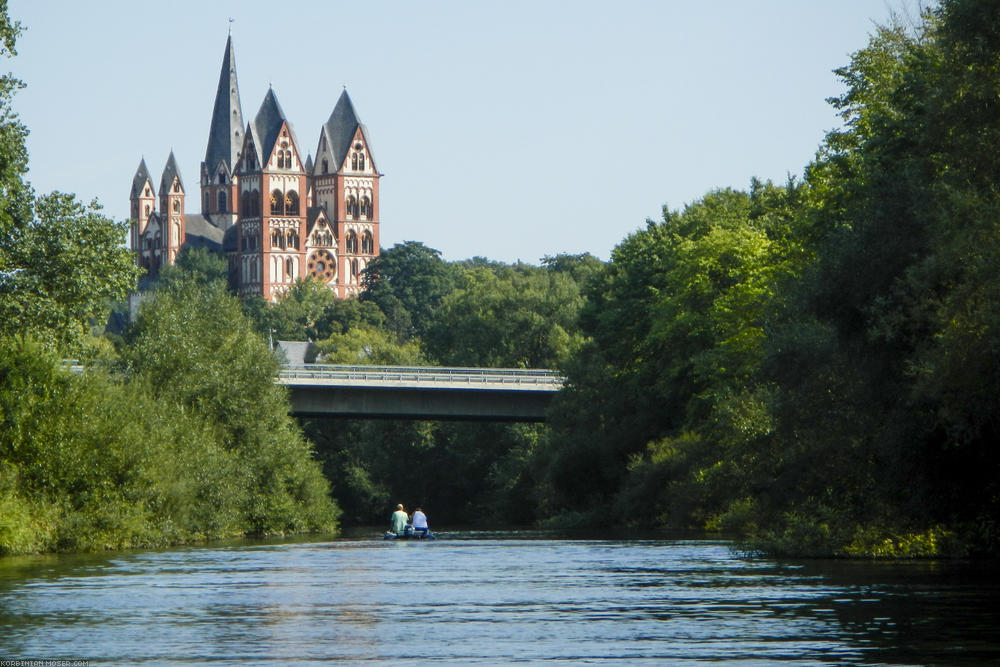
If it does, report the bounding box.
[319,90,377,173]
[204,35,244,175]
[160,151,184,192]
[131,158,153,198]
[249,88,302,168]
[183,214,224,251]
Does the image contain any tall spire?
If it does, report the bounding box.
[204,34,244,175]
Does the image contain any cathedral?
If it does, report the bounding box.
[129,35,381,300]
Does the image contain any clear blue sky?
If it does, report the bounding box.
[8,0,911,263]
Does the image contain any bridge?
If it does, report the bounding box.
[278,365,565,421]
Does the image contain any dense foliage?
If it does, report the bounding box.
[275,1,1000,557]
[274,245,599,525]
[536,0,1000,556]
[5,0,999,558]
[0,10,338,555]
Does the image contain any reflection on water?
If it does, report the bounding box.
[1,533,998,665]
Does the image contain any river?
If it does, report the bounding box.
[1,531,998,665]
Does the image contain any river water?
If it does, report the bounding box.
[1,531,998,665]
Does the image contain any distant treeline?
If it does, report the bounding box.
[3,0,999,557]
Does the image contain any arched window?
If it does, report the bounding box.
[346,195,357,219]
[287,230,299,249]
[144,204,150,217]
[271,230,281,249]
[346,231,358,254]
[312,228,333,246]
[358,153,366,171]
[270,189,283,215]
[172,200,180,213]
[218,191,227,213]
[322,159,329,174]
[360,196,372,219]
[285,190,299,215]
[285,150,292,168]
[172,182,180,193]
[285,257,294,279]
[218,173,226,184]
[361,231,374,254]
[351,153,358,170]
[351,259,359,281]
[277,152,285,169]
[251,190,260,216]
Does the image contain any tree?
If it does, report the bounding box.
[312,325,424,365]
[425,264,585,368]
[121,277,338,534]
[158,245,228,289]
[739,0,1000,556]
[361,241,460,341]
[540,183,806,527]
[267,276,339,341]
[0,193,139,352]
[0,12,138,353]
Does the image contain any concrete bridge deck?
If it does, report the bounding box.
[278,365,564,421]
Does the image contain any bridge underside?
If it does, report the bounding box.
[287,385,554,422]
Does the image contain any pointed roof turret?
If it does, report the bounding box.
[204,35,244,175]
[320,89,377,173]
[303,153,314,173]
[160,151,184,192]
[131,158,154,198]
[250,87,301,165]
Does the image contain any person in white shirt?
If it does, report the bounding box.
[412,508,429,535]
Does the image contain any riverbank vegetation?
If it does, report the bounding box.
[3,0,998,558]
[0,9,337,555]
[279,1,1000,557]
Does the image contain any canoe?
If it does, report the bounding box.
[384,529,435,540]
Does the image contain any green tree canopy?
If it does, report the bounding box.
[361,241,461,340]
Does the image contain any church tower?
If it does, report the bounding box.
[129,35,384,299]
[234,88,308,301]
[159,152,186,267]
[311,90,381,298]
[129,158,156,269]
[200,35,244,230]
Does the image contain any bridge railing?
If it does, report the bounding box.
[278,364,565,388]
